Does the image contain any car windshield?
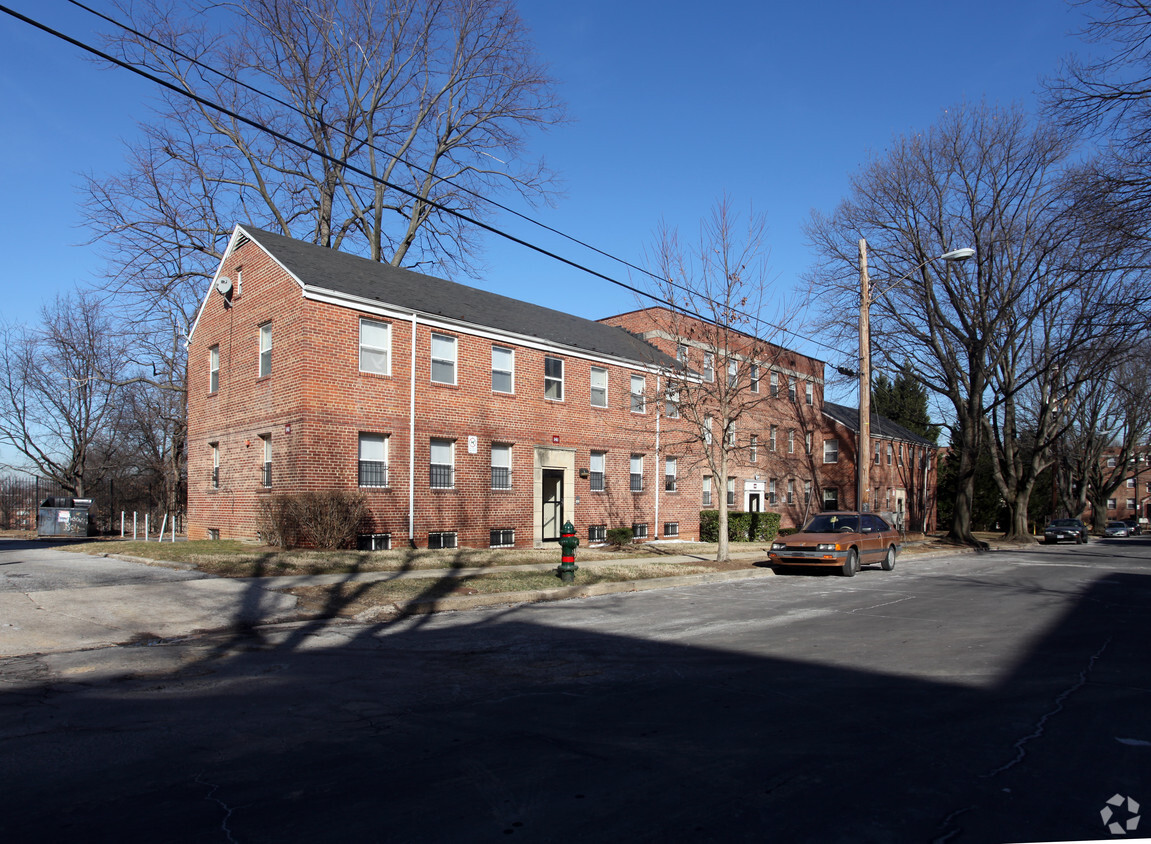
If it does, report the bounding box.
[1108,522,1125,528]
[803,514,859,533]
[1049,520,1079,527]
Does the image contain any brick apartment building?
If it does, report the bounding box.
[186,224,938,548]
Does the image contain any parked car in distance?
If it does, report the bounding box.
[768,511,900,577]
[1044,518,1089,544]
[1105,521,1130,537]
[1122,519,1142,536]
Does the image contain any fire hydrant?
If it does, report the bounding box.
[557,520,579,583]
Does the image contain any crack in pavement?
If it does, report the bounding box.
[194,772,239,844]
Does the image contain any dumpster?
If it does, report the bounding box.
[37,497,93,538]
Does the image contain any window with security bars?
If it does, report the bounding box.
[491,443,512,489]
[210,442,219,489]
[358,434,388,487]
[357,533,391,551]
[632,523,648,539]
[430,438,454,488]
[489,529,514,548]
[588,524,606,542]
[630,454,643,492]
[428,532,457,549]
[663,522,679,537]
[589,451,605,492]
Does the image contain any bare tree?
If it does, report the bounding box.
[806,102,1117,545]
[639,198,805,561]
[0,293,130,497]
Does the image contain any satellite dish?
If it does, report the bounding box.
[215,276,233,297]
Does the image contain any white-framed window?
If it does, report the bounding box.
[805,381,814,405]
[823,487,839,510]
[725,425,736,448]
[727,477,736,507]
[664,522,679,538]
[545,356,564,400]
[703,352,715,382]
[588,524,607,542]
[1108,498,1117,510]
[209,346,219,393]
[258,323,272,377]
[210,442,219,489]
[770,425,777,451]
[1107,456,1117,468]
[260,434,272,487]
[727,360,737,389]
[749,434,758,462]
[702,476,712,506]
[824,438,839,464]
[358,433,388,487]
[632,523,649,539]
[750,364,759,393]
[677,344,688,365]
[489,528,515,548]
[630,454,644,492]
[804,480,811,504]
[491,443,512,490]
[665,386,680,418]
[665,456,677,492]
[431,333,457,385]
[234,267,243,297]
[492,345,514,393]
[788,379,796,402]
[630,374,646,413]
[590,450,606,492]
[1127,477,1136,488]
[898,444,905,466]
[1128,498,1136,510]
[428,531,458,549]
[887,443,893,465]
[787,478,795,505]
[805,432,813,455]
[359,318,391,375]
[430,438,454,488]
[769,478,777,505]
[770,371,779,397]
[590,366,608,407]
[704,416,713,444]
[875,442,882,464]
[788,429,795,454]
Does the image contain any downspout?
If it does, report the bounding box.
[409,314,417,546]
[654,373,661,538]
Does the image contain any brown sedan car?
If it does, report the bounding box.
[768,511,900,577]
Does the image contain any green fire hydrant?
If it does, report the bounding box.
[557,520,579,583]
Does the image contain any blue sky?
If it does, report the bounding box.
[0,0,1100,381]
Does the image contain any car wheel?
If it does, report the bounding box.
[841,549,859,578]
[1045,537,1054,544]
[881,545,896,571]
[1079,533,1087,544]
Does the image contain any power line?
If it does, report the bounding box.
[1,2,851,361]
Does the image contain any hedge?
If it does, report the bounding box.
[699,510,782,543]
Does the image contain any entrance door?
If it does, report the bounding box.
[542,469,564,541]
[748,493,761,512]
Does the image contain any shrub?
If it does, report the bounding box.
[294,490,369,550]
[700,510,782,542]
[606,526,634,547]
[257,494,298,547]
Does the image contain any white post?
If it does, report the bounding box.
[133,511,137,540]
[171,516,176,543]
[159,514,168,542]
[120,511,125,538]
[144,513,149,541]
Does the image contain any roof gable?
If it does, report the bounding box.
[822,401,937,448]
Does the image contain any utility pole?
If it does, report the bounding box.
[859,238,871,513]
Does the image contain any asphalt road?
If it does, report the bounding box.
[1,538,1149,843]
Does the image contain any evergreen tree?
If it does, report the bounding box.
[872,362,940,444]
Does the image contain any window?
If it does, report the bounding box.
[727,478,736,507]
[590,451,606,492]
[704,417,713,444]
[1127,477,1137,488]
[359,318,391,375]
[804,480,811,504]
[726,426,736,448]
[727,360,738,389]
[431,333,457,385]
[664,522,679,538]
[260,434,272,487]
[258,323,272,377]
[208,529,220,541]
[770,371,779,397]
[1108,498,1117,510]
[490,529,515,548]
[491,443,512,489]
[430,438,454,488]
[209,346,219,392]
[805,432,813,455]
[665,387,680,418]
[788,379,796,402]
[234,267,242,297]
[898,444,905,466]
[665,457,677,492]
[210,442,219,489]
[749,434,758,462]
[630,454,644,492]
[824,439,839,464]
[428,531,457,549]
[632,523,649,539]
[750,364,759,393]
[1107,456,1117,468]
[768,478,777,505]
[788,429,795,454]
[677,344,688,366]
[357,533,391,551]
[875,443,882,464]
[770,425,777,452]
[630,375,646,413]
[702,475,712,506]
[590,366,608,407]
[887,443,893,465]
[787,479,795,505]
[805,381,814,405]
[703,352,715,382]
[1128,498,1136,510]
[492,346,514,393]
[823,488,839,510]
[588,524,607,543]
[545,356,564,400]
[358,434,388,487]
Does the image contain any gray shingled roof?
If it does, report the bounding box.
[822,401,937,448]
[239,226,677,368]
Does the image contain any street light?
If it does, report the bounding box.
[857,238,973,516]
